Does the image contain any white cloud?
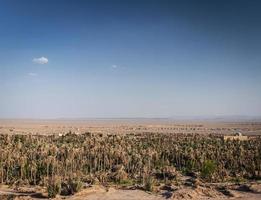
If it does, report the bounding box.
[32,56,48,64]
[112,64,117,69]
[28,72,38,76]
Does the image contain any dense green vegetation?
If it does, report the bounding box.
[0,132,260,197]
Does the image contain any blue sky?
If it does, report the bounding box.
[0,0,261,118]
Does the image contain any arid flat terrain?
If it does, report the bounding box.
[1,119,261,136]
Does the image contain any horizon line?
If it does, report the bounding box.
[1,115,261,122]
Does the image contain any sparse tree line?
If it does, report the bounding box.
[0,132,260,197]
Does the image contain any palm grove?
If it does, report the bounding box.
[0,132,260,197]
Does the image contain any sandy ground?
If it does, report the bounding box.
[0,119,261,135]
[69,186,164,200]
[0,183,261,200]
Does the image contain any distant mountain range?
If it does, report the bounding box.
[168,115,261,122]
[1,115,261,122]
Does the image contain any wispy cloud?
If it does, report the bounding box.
[112,64,117,69]
[28,72,38,76]
[32,56,48,64]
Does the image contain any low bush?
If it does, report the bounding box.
[47,177,61,198]
[201,160,217,181]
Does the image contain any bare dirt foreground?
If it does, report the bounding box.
[0,182,261,200]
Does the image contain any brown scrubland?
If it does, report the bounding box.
[0,119,260,199]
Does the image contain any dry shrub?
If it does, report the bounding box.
[110,165,128,183]
[47,176,61,198]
